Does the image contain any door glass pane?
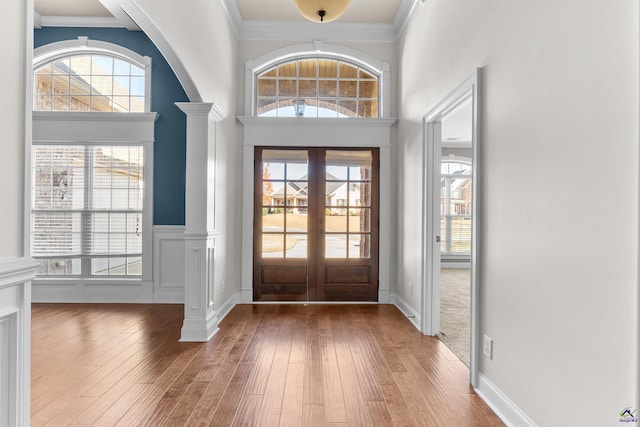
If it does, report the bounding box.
[261,150,308,259]
[349,234,370,258]
[324,150,373,260]
[325,211,347,232]
[263,233,284,258]
[325,234,347,258]
[285,234,307,258]
[286,211,308,233]
[262,213,284,232]
[349,208,370,232]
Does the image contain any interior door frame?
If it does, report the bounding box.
[422,69,482,386]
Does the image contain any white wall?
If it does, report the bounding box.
[134,0,240,309]
[1,0,28,259]
[398,0,638,425]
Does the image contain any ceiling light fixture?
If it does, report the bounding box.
[293,0,350,23]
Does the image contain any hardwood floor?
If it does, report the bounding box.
[31,303,503,426]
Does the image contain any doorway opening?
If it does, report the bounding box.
[422,69,481,385]
[254,147,380,302]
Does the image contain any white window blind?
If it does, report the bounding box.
[31,144,144,276]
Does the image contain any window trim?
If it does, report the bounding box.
[245,42,390,118]
[33,37,152,112]
[30,112,156,285]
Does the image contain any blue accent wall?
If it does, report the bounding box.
[34,28,188,225]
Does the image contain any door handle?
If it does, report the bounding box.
[436,235,441,242]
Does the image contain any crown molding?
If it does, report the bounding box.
[34,11,42,29]
[240,21,397,43]
[393,0,421,36]
[221,0,420,42]
[99,0,141,30]
[37,15,124,28]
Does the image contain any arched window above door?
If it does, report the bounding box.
[245,43,390,118]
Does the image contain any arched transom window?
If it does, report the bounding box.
[33,40,150,113]
[256,57,380,118]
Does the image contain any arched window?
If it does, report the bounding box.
[33,37,151,112]
[246,43,389,118]
[256,57,379,118]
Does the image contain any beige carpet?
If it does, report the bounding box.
[437,268,470,367]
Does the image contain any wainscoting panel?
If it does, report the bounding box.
[0,257,38,427]
[153,226,186,303]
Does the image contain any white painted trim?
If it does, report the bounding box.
[178,311,219,342]
[220,0,419,42]
[112,0,203,102]
[393,0,421,36]
[33,37,151,68]
[31,113,156,292]
[390,293,421,331]
[24,0,35,260]
[422,69,482,387]
[240,21,397,43]
[215,292,241,324]
[32,280,155,303]
[34,11,42,29]
[0,257,38,427]
[475,373,537,427]
[37,15,124,28]
[98,0,141,30]
[152,225,185,303]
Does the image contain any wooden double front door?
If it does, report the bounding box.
[254,147,380,301]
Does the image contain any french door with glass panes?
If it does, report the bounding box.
[254,147,379,301]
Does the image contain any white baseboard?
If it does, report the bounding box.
[215,292,241,323]
[32,280,155,303]
[475,373,537,427]
[390,293,422,332]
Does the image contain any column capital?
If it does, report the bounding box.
[175,102,226,122]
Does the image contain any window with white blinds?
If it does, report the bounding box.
[31,144,144,277]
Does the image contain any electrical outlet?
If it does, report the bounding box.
[483,335,493,359]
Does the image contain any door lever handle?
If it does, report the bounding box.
[436,235,441,242]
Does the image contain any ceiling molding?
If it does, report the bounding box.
[34,11,42,29]
[221,0,419,42]
[393,0,420,36]
[34,0,420,41]
[37,15,124,28]
[239,21,397,43]
[98,0,141,30]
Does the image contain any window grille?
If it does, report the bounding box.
[440,161,472,255]
[31,144,144,277]
[34,54,146,112]
[256,58,379,118]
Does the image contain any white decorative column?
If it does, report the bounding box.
[176,102,225,342]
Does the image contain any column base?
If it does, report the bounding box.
[179,311,219,342]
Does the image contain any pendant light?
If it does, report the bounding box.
[293,0,350,23]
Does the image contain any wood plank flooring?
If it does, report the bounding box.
[31,303,504,426]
